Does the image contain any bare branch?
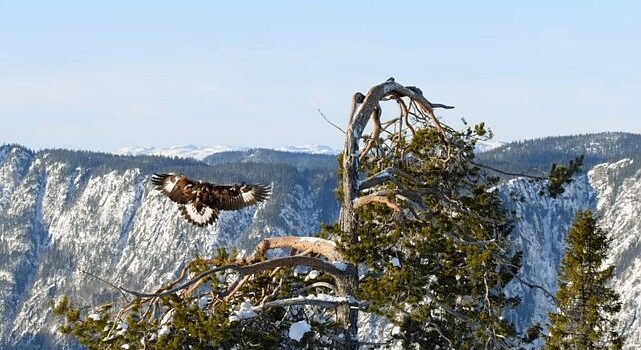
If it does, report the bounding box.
[358,167,425,191]
[241,256,347,278]
[259,277,284,306]
[358,168,398,191]
[254,295,364,311]
[359,102,382,163]
[90,256,351,299]
[442,232,496,247]
[317,108,346,134]
[80,269,130,303]
[513,275,557,303]
[251,236,342,262]
[223,275,250,302]
[353,194,401,212]
[470,160,547,180]
[296,282,336,295]
[119,265,242,298]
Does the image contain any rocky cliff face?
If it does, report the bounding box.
[503,158,641,349]
[1,141,640,349]
[502,173,597,333]
[590,159,641,348]
[0,145,338,349]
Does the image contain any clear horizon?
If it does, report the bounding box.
[1,1,640,153]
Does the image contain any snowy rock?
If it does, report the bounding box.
[275,144,340,155]
[474,140,505,153]
[115,144,340,160]
[115,321,128,337]
[502,158,641,350]
[160,310,174,326]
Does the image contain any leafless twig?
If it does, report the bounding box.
[317,108,346,134]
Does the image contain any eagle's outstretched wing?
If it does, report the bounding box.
[150,173,195,204]
[215,183,271,210]
[151,173,271,227]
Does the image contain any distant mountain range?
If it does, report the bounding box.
[475,139,505,153]
[116,142,502,161]
[116,144,340,160]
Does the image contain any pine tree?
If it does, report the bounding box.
[545,210,624,350]
[331,125,522,349]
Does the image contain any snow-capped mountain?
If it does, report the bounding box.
[274,144,340,155]
[115,144,340,160]
[2,132,641,349]
[115,145,246,160]
[475,139,505,153]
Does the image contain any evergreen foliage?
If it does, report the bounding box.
[51,250,333,349]
[330,126,522,349]
[545,210,624,350]
[545,155,584,198]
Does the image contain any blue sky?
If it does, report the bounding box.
[1,1,639,152]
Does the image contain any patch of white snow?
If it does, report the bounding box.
[229,300,258,322]
[288,320,311,341]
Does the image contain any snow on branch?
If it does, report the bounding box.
[254,294,365,312]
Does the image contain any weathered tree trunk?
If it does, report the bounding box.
[335,79,453,349]
[336,91,369,349]
[337,84,391,349]
[335,264,359,348]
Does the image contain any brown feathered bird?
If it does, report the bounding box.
[151,173,271,227]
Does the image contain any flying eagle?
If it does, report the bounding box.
[151,173,271,227]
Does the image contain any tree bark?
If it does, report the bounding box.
[251,236,342,261]
[336,79,454,349]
